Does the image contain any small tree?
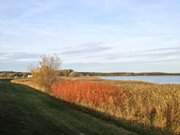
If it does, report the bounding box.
[31,55,61,92]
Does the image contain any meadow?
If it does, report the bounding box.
[11,77,180,135]
[0,79,138,135]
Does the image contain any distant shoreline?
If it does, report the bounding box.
[74,72,180,76]
[0,71,180,79]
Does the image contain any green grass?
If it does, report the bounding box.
[0,80,138,135]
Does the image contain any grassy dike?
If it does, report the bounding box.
[0,79,138,135]
[10,78,180,135]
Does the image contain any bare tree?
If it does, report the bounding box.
[31,54,61,92]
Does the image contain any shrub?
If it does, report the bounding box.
[31,55,61,92]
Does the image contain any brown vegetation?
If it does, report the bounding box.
[31,55,61,92]
[51,80,180,134]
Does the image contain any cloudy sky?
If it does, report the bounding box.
[0,0,180,72]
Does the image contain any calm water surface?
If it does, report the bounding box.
[102,76,180,84]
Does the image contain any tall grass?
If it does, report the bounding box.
[52,80,129,114]
[51,80,180,134]
[117,82,180,134]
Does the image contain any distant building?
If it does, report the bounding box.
[27,75,32,78]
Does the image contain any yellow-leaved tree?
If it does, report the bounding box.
[31,55,61,92]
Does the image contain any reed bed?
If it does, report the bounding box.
[52,80,180,134]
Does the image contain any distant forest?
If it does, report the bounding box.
[1,70,180,79]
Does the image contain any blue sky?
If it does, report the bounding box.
[0,0,180,72]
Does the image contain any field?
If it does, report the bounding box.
[11,78,180,135]
[51,79,180,135]
[0,79,138,135]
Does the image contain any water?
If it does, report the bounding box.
[102,76,180,84]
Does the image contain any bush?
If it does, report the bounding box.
[31,55,61,92]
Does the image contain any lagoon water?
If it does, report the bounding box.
[102,76,180,84]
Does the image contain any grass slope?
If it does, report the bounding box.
[0,80,138,135]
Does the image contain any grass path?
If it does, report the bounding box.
[0,80,138,135]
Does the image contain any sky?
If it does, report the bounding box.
[0,0,180,72]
